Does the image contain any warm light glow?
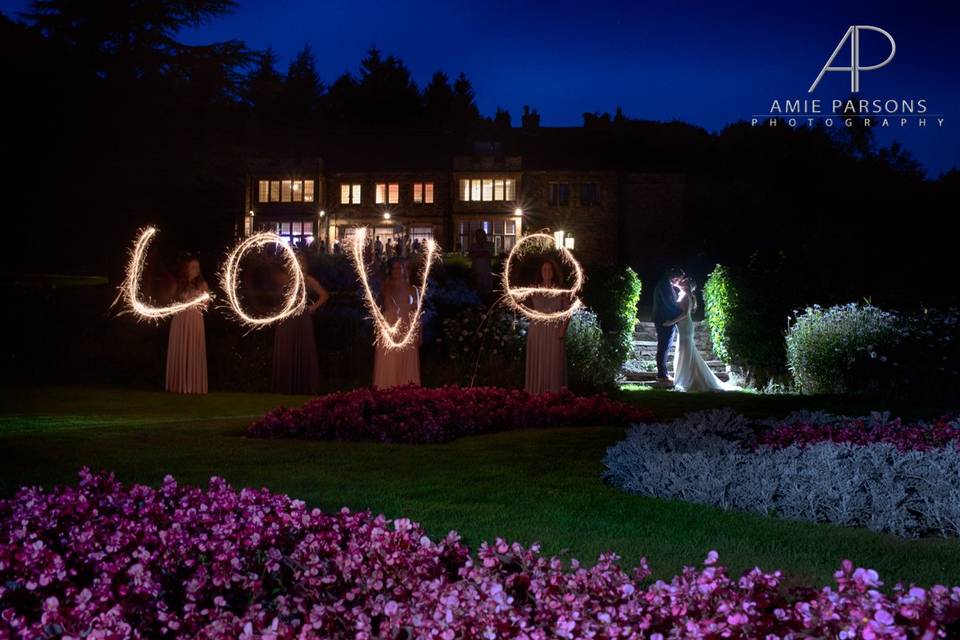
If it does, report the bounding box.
[383,212,392,220]
[220,232,306,328]
[319,210,325,217]
[348,227,438,350]
[514,208,523,216]
[248,210,254,215]
[118,227,210,321]
[501,232,583,322]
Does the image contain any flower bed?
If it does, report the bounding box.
[603,409,960,538]
[248,385,652,443]
[3,471,959,638]
[759,411,960,452]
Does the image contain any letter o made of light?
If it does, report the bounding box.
[121,226,210,320]
[502,232,584,322]
[221,232,306,328]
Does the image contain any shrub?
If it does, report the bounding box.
[581,265,642,373]
[603,409,960,538]
[786,303,900,394]
[703,264,797,387]
[565,308,621,391]
[434,306,525,387]
[248,385,653,443]
[4,471,960,639]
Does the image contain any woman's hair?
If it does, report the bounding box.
[683,277,698,312]
[177,256,201,286]
[536,256,563,287]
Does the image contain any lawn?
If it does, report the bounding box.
[1,386,958,589]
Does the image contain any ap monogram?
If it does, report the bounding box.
[808,26,896,93]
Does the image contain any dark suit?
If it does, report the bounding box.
[651,277,680,379]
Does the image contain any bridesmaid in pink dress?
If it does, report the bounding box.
[524,259,570,394]
[373,257,421,388]
[165,257,208,394]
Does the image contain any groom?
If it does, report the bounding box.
[651,267,684,385]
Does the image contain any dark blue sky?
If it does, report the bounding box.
[4,0,957,175]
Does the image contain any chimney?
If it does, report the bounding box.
[522,105,540,130]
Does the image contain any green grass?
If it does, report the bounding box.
[1,386,958,588]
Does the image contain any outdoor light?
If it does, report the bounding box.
[383,212,391,220]
[319,210,325,217]
[514,208,523,216]
[249,210,254,216]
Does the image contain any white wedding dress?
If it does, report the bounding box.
[673,294,733,392]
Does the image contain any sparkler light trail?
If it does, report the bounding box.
[220,232,306,328]
[119,226,210,320]
[348,227,439,350]
[501,232,584,322]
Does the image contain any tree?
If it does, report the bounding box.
[280,44,325,122]
[451,72,481,127]
[24,0,239,83]
[423,70,454,126]
[244,47,284,117]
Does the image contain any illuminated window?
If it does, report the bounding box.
[410,226,433,245]
[258,180,269,203]
[412,182,434,204]
[549,182,570,206]
[292,180,303,203]
[276,220,315,247]
[341,183,362,204]
[494,179,504,201]
[482,179,493,201]
[281,180,292,202]
[303,180,315,202]
[459,177,516,202]
[376,183,399,204]
[270,181,280,202]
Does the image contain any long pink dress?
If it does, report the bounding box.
[524,294,568,394]
[373,287,421,388]
[165,284,208,394]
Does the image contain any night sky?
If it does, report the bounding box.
[3,0,957,175]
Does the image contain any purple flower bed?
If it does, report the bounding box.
[759,413,960,452]
[247,385,653,443]
[3,471,959,638]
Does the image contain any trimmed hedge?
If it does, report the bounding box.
[703,264,798,386]
[581,265,642,377]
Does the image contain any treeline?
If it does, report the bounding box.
[1,0,956,306]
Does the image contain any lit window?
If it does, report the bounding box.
[494,179,504,201]
[341,183,362,204]
[258,180,269,203]
[292,180,303,202]
[376,183,386,204]
[460,179,470,201]
[303,180,315,202]
[482,179,493,201]
[505,179,516,201]
[281,180,292,202]
[388,183,399,204]
[470,179,481,201]
[270,181,280,202]
[424,182,434,203]
[413,183,423,203]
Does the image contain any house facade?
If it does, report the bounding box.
[240,129,684,266]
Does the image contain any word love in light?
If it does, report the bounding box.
[348,227,439,350]
[502,232,584,322]
[119,226,211,320]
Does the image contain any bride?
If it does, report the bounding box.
[663,276,733,392]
